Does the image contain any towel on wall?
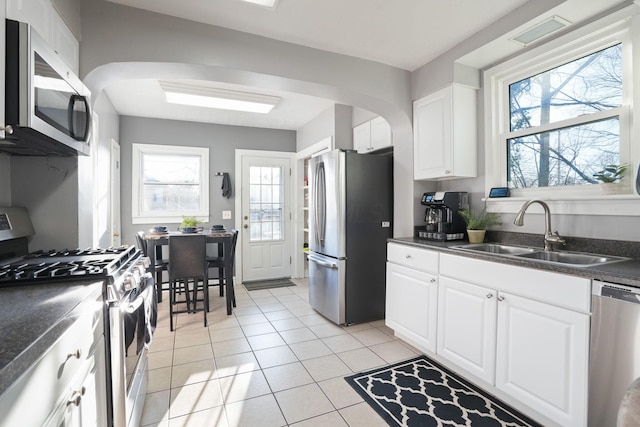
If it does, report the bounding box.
[222,172,232,199]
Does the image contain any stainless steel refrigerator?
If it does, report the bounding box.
[308,149,393,325]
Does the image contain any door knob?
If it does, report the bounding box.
[244,224,248,229]
[244,216,248,220]
[113,232,120,237]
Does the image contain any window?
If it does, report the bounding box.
[485,13,634,204]
[132,144,209,224]
[507,44,622,189]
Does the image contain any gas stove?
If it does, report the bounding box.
[0,245,140,285]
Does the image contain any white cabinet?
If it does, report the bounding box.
[385,243,438,353]
[437,276,496,383]
[438,253,590,427]
[496,292,589,427]
[0,286,106,427]
[413,84,477,180]
[6,0,79,73]
[354,116,392,153]
[0,0,6,140]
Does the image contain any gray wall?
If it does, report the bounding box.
[119,116,296,247]
[10,156,79,251]
[79,0,415,238]
[296,104,353,152]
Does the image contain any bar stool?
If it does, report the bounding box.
[207,229,239,307]
[168,234,208,331]
[136,231,169,302]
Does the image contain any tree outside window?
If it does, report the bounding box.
[506,43,622,189]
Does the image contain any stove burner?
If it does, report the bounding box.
[0,245,139,285]
[25,247,129,259]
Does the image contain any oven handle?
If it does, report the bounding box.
[124,275,154,313]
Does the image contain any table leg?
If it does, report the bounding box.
[224,240,234,315]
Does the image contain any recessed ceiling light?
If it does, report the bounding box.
[238,0,279,10]
[510,16,571,46]
[159,81,280,114]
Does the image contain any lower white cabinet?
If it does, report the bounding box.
[386,262,438,353]
[495,292,589,427]
[438,253,589,427]
[385,243,439,353]
[436,276,496,383]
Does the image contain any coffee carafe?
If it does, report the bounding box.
[419,191,469,241]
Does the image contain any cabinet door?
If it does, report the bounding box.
[370,116,392,151]
[437,276,496,383]
[413,86,452,179]
[496,292,589,427]
[386,262,438,353]
[353,121,372,153]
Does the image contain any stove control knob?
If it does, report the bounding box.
[123,273,135,291]
[135,264,146,276]
[141,257,151,268]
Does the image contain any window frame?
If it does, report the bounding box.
[131,143,210,224]
[483,11,639,215]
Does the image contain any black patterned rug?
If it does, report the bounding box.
[345,355,543,427]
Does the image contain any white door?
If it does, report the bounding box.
[241,154,292,282]
[110,139,121,247]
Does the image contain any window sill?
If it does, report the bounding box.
[132,215,210,225]
[484,193,640,216]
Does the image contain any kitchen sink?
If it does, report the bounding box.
[453,243,538,256]
[451,243,628,267]
[515,251,627,266]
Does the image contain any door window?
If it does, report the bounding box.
[249,166,284,242]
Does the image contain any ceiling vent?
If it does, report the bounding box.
[510,15,571,46]
[237,0,279,9]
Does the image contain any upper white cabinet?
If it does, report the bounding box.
[354,116,393,153]
[6,0,79,73]
[413,84,477,180]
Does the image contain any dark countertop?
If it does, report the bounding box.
[389,237,640,288]
[0,281,104,395]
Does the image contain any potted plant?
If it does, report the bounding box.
[458,208,502,244]
[593,163,627,194]
[180,216,200,232]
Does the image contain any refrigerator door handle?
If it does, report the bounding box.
[314,161,326,245]
[308,254,338,269]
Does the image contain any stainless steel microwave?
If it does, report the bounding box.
[3,19,91,156]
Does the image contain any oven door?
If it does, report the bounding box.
[109,273,156,427]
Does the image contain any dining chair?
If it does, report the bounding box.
[168,234,208,331]
[136,231,169,302]
[207,229,239,306]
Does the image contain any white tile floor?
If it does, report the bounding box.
[141,278,421,427]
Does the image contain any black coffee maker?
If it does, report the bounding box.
[419,191,469,241]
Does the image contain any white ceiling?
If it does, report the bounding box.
[102,0,624,130]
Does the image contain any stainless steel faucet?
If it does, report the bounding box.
[513,200,566,251]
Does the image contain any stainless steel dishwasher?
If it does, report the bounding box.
[589,280,640,426]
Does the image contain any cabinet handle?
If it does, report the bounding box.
[67,349,82,360]
[498,295,505,302]
[445,170,451,174]
[486,293,493,298]
[430,278,436,283]
[66,387,86,407]
[405,254,412,259]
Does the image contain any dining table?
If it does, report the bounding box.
[143,230,236,315]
